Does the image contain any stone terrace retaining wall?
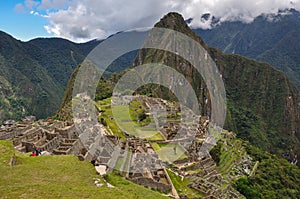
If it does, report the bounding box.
[130,177,171,193]
[13,129,42,146]
[39,137,60,152]
[0,125,32,140]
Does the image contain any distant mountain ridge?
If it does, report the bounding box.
[0,31,101,120]
[194,8,300,89]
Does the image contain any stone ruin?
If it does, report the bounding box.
[0,93,254,198]
[0,117,86,158]
[84,135,173,193]
[125,138,172,193]
[71,94,174,193]
[167,131,254,199]
[112,95,210,142]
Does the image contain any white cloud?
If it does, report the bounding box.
[43,0,171,42]
[181,0,300,28]
[30,10,49,18]
[20,0,300,42]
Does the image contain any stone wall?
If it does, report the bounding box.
[67,139,85,155]
[130,177,171,193]
[55,124,76,139]
[0,125,32,140]
[39,137,60,152]
[53,139,85,156]
[13,129,42,146]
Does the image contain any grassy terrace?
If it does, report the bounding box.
[96,98,165,141]
[0,141,169,199]
[96,99,126,139]
[216,133,248,180]
[150,142,188,163]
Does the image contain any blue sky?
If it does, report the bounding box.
[0,0,52,41]
[1,0,299,43]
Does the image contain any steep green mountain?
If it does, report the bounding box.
[237,141,300,198]
[133,13,300,166]
[194,9,300,89]
[0,31,101,121]
[0,31,139,122]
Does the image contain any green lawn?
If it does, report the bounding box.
[112,105,157,138]
[150,142,188,163]
[97,99,164,141]
[0,141,169,199]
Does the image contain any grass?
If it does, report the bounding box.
[122,152,132,173]
[166,169,203,198]
[186,168,201,175]
[115,157,124,171]
[112,105,157,138]
[218,151,234,174]
[97,99,165,141]
[150,143,188,163]
[97,100,126,140]
[0,141,169,199]
[148,133,165,141]
[128,100,151,126]
[150,142,161,151]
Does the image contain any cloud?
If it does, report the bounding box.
[24,0,40,10]
[43,0,171,42]
[180,0,300,28]
[14,3,27,14]
[37,0,72,10]
[30,10,49,18]
[20,0,300,42]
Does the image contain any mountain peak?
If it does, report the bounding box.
[155,12,187,29]
[154,12,207,49]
